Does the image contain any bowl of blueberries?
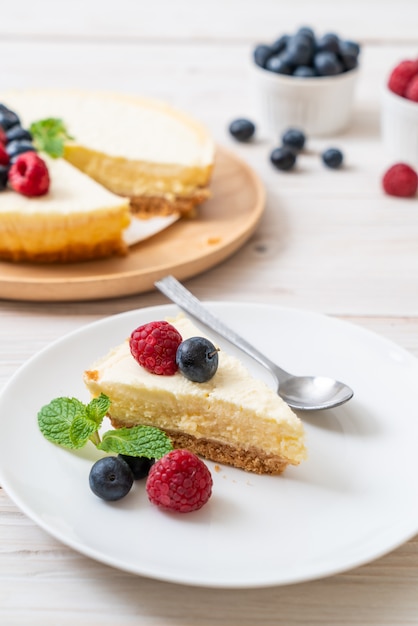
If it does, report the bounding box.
[252,26,361,137]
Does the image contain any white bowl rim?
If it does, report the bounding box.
[251,63,359,86]
[382,83,418,111]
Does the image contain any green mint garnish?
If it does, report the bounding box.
[29,117,74,158]
[38,396,97,449]
[85,394,111,426]
[37,393,172,458]
[98,426,172,458]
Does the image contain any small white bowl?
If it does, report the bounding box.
[381,85,418,169]
[251,64,359,138]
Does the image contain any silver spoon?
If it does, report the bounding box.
[155,275,354,411]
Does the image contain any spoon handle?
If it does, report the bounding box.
[155,276,289,382]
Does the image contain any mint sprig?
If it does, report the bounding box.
[29,117,74,158]
[38,396,98,449]
[37,394,172,458]
[98,426,172,458]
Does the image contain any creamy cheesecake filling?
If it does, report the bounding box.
[97,379,305,462]
[64,145,214,199]
[0,212,129,262]
[83,316,307,471]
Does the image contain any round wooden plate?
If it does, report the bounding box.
[0,146,265,302]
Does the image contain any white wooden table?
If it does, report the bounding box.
[2,2,418,623]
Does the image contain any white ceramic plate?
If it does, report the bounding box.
[122,213,179,247]
[1,303,418,589]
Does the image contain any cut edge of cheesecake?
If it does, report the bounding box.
[83,315,307,475]
[109,422,295,475]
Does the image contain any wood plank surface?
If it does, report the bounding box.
[1,1,418,623]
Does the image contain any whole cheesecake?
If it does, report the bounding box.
[83,316,307,475]
[0,90,215,262]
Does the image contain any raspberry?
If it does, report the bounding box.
[8,152,50,197]
[129,320,182,375]
[405,74,418,102]
[382,163,418,198]
[0,126,7,145]
[146,449,212,513]
[388,59,418,97]
[0,144,9,166]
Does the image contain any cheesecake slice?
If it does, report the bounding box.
[83,316,307,475]
[0,155,130,262]
[4,90,215,218]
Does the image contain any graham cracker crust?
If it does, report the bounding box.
[166,430,289,475]
[110,417,289,475]
[129,188,211,218]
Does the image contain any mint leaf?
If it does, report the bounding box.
[38,397,92,449]
[38,394,171,460]
[29,118,74,158]
[86,393,111,426]
[69,414,99,448]
[98,426,172,459]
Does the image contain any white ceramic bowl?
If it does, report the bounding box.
[381,85,418,169]
[251,64,359,138]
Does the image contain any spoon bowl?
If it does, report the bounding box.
[155,276,354,411]
[277,375,353,411]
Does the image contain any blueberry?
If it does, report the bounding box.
[316,33,340,55]
[118,454,154,480]
[340,53,358,72]
[176,337,219,383]
[281,128,306,151]
[322,148,344,169]
[0,105,20,131]
[270,146,297,171]
[314,51,343,76]
[296,26,316,41]
[270,34,289,55]
[285,34,314,67]
[253,44,273,68]
[6,139,36,160]
[339,40,360,58]
[89,456,134,501]
[6,125,32,143]
[293,65,316,77]
[265,54,293,75]
[0,165,9,191]
[228,118,256,142]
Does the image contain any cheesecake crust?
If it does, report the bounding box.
[110,419,290,475]
[129,187,211,218]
